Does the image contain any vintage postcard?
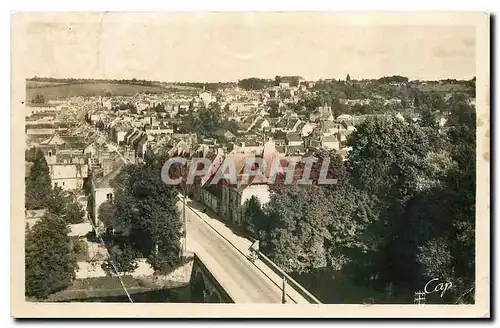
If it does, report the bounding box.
[11,12,490,318]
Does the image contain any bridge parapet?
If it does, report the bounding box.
[258,253,322,304]
[189,253,234,303]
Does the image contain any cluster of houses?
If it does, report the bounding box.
[170,139,335,227]
[26,75,467,232]
[241,105,358,159]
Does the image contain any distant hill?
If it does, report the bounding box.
[26,80,201,101]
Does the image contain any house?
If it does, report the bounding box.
[110,123,132,145]
[167,139,192,158]
[195,141,285,226]
[48,151,89,190]
[336,114,354,122]
[286,133,303,146]
[300,122,317,137]
[37,133,90,190]
[310,105,334,122]
[199,91,214,105]
[321,135,341,150]
[134,134,149,158]
[273,115,303,133]
[285,145,306,156]
[215,129,236,140]
[229,102,255,114]
[192,148,225,209]
[27,128,56,139]
[320,121,344,136]
[279,82,290,89]
[248,117,270,132]
[89,154,126,227]
[309,133,341,151]
[272,139,286,146]
[146,125,174,135]
[224,184,271,225]
[219,156,271,226]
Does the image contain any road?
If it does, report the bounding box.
[184,202,281,303]
[180,197,316,304]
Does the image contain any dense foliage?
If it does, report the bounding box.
[238,78,274,90]
[25,148,52,210]
[25,212,77,299]
[25,148,87,299]
[99,152,183,273]
[46,187,85,224]
[242,95,476,303]
[180,103,241,138]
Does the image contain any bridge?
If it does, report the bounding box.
[179,196,321,304]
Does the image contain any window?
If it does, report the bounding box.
[48,151,52,157]
[62,182,65,186]
[54,182,58,188]
[106,193,113,201]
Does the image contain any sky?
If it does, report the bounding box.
[18,12,477,82]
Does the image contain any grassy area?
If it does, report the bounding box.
[67,275,143,290]
[26,81,68,88]
[61,285,190,303]
[25,82,200,101]
[43,275,190,302]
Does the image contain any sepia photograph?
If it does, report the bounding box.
[11,11,490,318]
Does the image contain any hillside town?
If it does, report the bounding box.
[24,74,477,304]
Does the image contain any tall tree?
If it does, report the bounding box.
[264,185,333,273]
[25,148,52,210]
[331,98,343,117]
[46,187,85,224]
[274,75,282,86]
[417,96,476,302]
[347,115,430,201]
[242,196,267,240]
[268,101,280,118]
[25,212,77,299]
[98,200,117,228]
[110,153,183,272]
[346,115,433,290]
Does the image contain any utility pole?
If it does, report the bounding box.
[180,162,187,259]
[282,275,287,304]
[183,173,187,256]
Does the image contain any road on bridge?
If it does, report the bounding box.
[180,197,315,304]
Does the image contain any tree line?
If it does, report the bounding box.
[178,102,241,139]
[28,77,161,87]
[242,94,476,304]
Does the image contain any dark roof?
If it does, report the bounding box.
[286,145,306,153]
[286,133,302,142]
[93,157,125,189]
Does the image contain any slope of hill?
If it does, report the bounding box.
[26,82,200,101]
